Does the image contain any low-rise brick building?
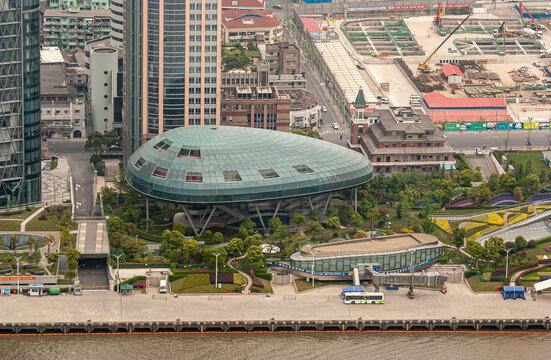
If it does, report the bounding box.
[351,107,455,175]
[221,86,290,132]
[264,41,300,75]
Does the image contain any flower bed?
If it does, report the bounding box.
[435,219,452,234]
[486,193,518,207]
[487,213,505,226]
[445,197,476,209]
[546,246,551,252]
[508,213,528,226]
[527,193,551,203]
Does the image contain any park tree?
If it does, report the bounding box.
[452,227,467,248]
[513,186,524,203]
[241,219,255,234]
[245,245,265,269]
[243,234,262,249]
[201,248,227,267]
[160,230,185,257]
[484,236,504,261]
[84,131,103,154]
[108,215,124,234]
[272,224,291,241]
[181,239,200,262]
[268,217,282,234]
[43,234,56,254]
[110,231,123,249]
[305,221,322,240]
[226,237,245,257]
[354,229,367,239]
[311,210,322,222]
[213,232,224,244]
[420,216,435,234]
[466,240,487,269]
[26,236,36,253]
[523,173,541,196]
[292,213,307,230]
[59,209,73,229]
[9,234,18,251]
[499,172,517,192]
[59,228,71,250]
[122,240,141,259]
[64,270,77,282]
[487,173,500,192]
[366,208,381,230]
[326,216,341,230]
[349,212,364,230]
[124,222,137,235]
[515,236,528,251]
[67,259,78,270]
[65,248,81,262]
[326,207,338,218]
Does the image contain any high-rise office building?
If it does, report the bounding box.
[124,0,222,160]
[0,0,42,208]
[110,0,124,49]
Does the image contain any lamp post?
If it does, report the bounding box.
[408,249,416,299]
[211,251,223,290]
[111,253,124,293]
[135,234,138,245]
[503,247,515,282]
[310,250,320,288]
[11,255,24,295]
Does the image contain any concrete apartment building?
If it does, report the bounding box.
[221,61,306,90]
[222,9,282,44]
[264,41,300,75]
[0,0,42,208]
[47,0,109,10]
[109,0,123,49]
[351,107,455,175]
[220,86,291,132]
[41,63,86,139]
[124,0,222,160]
[221,0,265,10]
[279,89,320,130]
[42,8,111,51]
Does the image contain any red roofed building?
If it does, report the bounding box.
[440,64,463,84]
[222,9,281,44]
[221,0,265,10]
[424,91,510,125]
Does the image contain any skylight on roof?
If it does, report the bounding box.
[178,146,201,159]
[153,139,173,154]
[135,157,145,169]
[152,166,168,179]
[223,170,242,182]
[258,168,279,179]
[293,164,314,174]
[186,171,203,183]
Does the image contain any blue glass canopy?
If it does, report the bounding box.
[126,126,374,204]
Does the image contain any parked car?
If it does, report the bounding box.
[377,96,389,104]
[332,123,339,130]
[356,64,365,70]
[321,106,327,112]
[273,4,282,9]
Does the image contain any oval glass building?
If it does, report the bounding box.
[127,126,373,235]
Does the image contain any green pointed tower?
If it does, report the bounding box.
[353,87,367,109]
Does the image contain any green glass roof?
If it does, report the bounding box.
[126,126,374,204]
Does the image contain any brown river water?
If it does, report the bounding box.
[1,332,551,360]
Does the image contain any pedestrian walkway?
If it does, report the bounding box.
[227,254,252,295]
[320,129,349,135]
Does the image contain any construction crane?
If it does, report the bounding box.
[433,0,443,27]
[418,15,470,72]
[519,2,542,30]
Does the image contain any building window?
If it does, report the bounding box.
[185,171,203,183]
[153,139,173,153]
[293,164,314,174]
[178,146,201,159]
[223,170,242,182]
[258,168,279,179]
[135,157,145,169]
[152,166,168,179]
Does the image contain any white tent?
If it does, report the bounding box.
[534,278,551,292]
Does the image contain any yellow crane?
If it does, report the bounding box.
[418,15,470,72]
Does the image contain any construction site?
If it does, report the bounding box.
[341,18,425,56]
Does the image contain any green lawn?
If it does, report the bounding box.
[0,222,22,231]
[294,279,350,292]
[170,273,243,293]
[180,284,242,293]
[26,212,61,231]
[0,207,37,219]
[506,151,549,175]
[467,276,502,292]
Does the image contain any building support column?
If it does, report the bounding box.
[199,206,217,237]
[354,188,358,212]
[199,205,211,226]
[254,204,268,235]
[182,205,199,236]
[272,200,282,218]
[145,197,149,221]
[321,193,331,219]
[164,203,169,221]
[307,197,314,212]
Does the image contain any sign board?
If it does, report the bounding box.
[0,276,35,281]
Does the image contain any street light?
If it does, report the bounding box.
[11,255,24,295]
[111,253,124,293]
[408,249,416,299]
[502,247,515,282]
[211,251,223,290]
[309,250,320,288]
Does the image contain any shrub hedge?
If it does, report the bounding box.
[464,270,478,278]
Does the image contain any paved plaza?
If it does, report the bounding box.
[0,283,550,323]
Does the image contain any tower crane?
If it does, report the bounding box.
[418,15,470,72]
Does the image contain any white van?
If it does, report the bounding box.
[410,100,421,107]
[409,94,421,102]
[159,279,167,294]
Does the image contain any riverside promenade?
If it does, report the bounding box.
[1,284,550,324]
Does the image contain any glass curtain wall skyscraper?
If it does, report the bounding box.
[0,0,41,208]
[124,0,222,161]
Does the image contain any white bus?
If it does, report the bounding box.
[342,292,384,304]
[159,279,167,294]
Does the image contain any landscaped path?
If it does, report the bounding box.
[227,254,252,295]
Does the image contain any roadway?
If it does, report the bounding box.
[445,131,551,151]
[48,139,96,216]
